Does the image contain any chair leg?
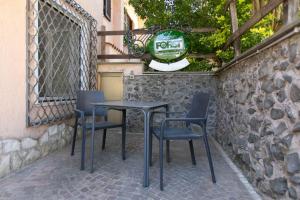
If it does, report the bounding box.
[71,117,78,156]
[122,109,126,160]
[189,140,196,165]
[160,138,164,191]
[102,129,107,150]
[203,133,216,183]
[149,132,153,166]
[80,125,86,170]
[166,140,170,163]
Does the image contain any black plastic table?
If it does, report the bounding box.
[90,101,168,187]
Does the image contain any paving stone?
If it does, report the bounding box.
[0,132,255,200]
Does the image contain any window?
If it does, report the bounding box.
[26,0,97,126]
[104,0,111,21]
[38,0,82,101]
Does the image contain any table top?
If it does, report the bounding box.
[91,100,168,110]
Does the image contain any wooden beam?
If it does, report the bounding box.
[97,54,151,59]
[224,0,234,11]
[100,25,106,61]
[283,0,299,24]
[229,0,241,56]
[224,0,285,49]
[98,27,216,36]
[97,53,216,60]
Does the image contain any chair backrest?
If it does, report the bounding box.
[186,93,210,119]
[76,90,107,116]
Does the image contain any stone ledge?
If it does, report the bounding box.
[0,123,77,178]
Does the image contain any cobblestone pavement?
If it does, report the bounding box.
[0,130,255,200]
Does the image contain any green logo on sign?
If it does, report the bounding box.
[147,30,190,62]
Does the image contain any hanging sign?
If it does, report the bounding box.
[147,29,190,71]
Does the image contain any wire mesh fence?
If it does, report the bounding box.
[26,0,97,126]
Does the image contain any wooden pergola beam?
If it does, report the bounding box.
[223,0,285,50]
[97,53,216,60]
[97,27,216,36]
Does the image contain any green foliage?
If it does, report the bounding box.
[129,0,280,70]
[181,58,215,72]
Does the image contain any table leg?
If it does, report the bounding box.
[90,107,96,173]
[143,109,151,187]
[165,105,171,163]
[122,109,126,160]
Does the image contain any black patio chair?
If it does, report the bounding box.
[150,93,216,190]
[71,90,126,170]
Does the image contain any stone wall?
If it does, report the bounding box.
[123,73,217,134]
[0,122,74,178]
[216,34,300,199]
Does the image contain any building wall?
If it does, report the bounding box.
[123,73,217,134]
[216,33,300,199]
[0,0,127,178]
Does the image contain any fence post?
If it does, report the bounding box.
[100,25,106,62]
[283,0,299,24]
[229,0,241,57]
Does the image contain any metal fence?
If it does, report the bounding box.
[26,0,97,126]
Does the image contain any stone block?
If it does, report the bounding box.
[276,89,286,102]
[10,152,22,171]
[0,155,10,177]
[290,84,300,102]
[39,132,49,145]
[258,64,271,79]
[270,177,287,195]
[24,149,41,164]
[3,139,20,153]
[286,153,300,174]
[263,95,275,109]
[288,187,297,199]
[289,43,298,63]
[270,108,285,120]
[292,122,300,133]
[275,122,287,135]
[249,117,262,132]
[263,159,273,178]
[274,61,289,71]
[261,80,274,93]
[274,78,285,90]
[290,175,300,185]
[283,74,292,83]
[48,125,58,136]
[21,138,37,149]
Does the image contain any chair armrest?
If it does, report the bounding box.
[74,109,85,118]
[152,111,186,115]
[163,117,206,123]
[157,117,207,139]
